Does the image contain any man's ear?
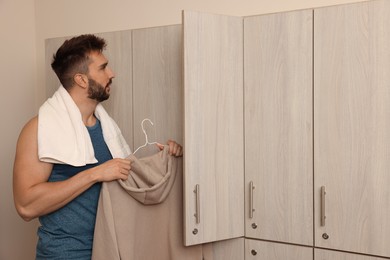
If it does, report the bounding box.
[73,73,88,89]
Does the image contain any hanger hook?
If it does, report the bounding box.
[141,118,154,143]
[133,118,159,154]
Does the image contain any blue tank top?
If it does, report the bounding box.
[36,119,113,260]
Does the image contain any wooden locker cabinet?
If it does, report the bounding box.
[315,248,387,260]
[182,8,314,251]
[244,9,313,246]
[207,238,245,260]
[245,239,313,260]
[314,0,390,258]
[184,0,390,257]
[184,0,390,259]
[183,11,245,246]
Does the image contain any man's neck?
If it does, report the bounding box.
[69,89,98,127]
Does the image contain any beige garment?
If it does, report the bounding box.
[92,146,212,260]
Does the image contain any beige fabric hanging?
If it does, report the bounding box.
[92,145,212,260]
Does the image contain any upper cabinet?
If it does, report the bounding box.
[184,1,390,258]
[244,9,313,246]
[183,10,245,246]
[314,1,390,257]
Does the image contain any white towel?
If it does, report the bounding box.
[38,86,131,166]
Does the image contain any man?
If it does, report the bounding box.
[13,34,182,259]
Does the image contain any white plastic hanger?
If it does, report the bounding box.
[133,118,160,154]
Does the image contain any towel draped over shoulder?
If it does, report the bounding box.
[38,86,131,166]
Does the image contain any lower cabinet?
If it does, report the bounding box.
[211,239,390,260]
[245,239,313,260]
[206,238,245,260]
[315,248,387,260]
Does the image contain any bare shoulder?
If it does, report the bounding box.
[14,115,52,182]
[16,116,38,147]
[15,115,41,167]
[21,116,38,136]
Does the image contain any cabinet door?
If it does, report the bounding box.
[183,10,244,246]
[245,239,313,260]
[244,10,313,246]
[315,248,385,260]
[314,0,390,257]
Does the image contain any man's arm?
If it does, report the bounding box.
[13,116,131,221]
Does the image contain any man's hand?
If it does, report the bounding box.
[157,140,183,157]
[93,158,132,182]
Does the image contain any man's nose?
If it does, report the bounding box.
[107,67,115,78]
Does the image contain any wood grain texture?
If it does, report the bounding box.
[244,10,313,246]
[245,239,313,260]
[315,248,386,260]
[205,238,245,260]
[132,25,183,151]
[96,31,133,148]
[183,11,244,246]
[314,0,390,257]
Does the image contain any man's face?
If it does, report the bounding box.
[86,51,115,102]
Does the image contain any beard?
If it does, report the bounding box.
[87,77,111,102]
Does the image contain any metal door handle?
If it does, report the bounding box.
[321,186,326,226]
[249,181,255,218]
[194,184,200,224]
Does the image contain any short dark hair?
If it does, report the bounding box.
[51,34,107,89]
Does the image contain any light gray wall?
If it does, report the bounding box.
[0,0,38,259]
